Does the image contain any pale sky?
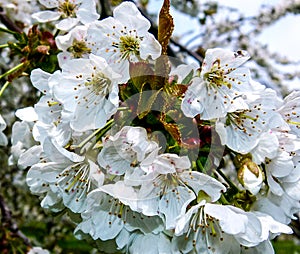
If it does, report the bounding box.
[219,0,300,61]
[148,0,300,61]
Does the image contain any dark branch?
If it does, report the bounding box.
[0,7,22,33]
[170,38,204,64]
[0,194,31,247]
[99,0,112,19]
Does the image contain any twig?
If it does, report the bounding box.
[170,38,203,64]
[0,7,22,33]
[0,194,31,247]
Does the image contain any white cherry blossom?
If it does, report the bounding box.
[55,24,92,67]
[86,1,161,82]
[136,153,226,229]
[277,90,300,136]
[26,137,104,213]
[172,201,291,253]
[181,48,252,120]
[253,193,300,225]
[264,132,300,195]
[32,0,99,31]
[52,54,121,132]
[30,68,72,146]
[74,182,163,242]
[172,201,241,254]
[253,131,300,224]
[97,126,159,177]
[216,88,282,153]
[8,108,42,169]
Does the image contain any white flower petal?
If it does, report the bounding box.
[56,17,79,31]
[159,185,195,229]
[30,68,52,93]
[140,33,162,60]
[39,0,58,8]
[204,204,248,235]
[113,2,150,33]
[15,107,38,122]
[32,11,60,22]
[180,171,225,201]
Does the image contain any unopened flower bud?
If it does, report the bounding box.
[36,45,50,55]
[237,158,263,195]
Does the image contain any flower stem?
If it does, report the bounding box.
[73,119,114,149]
[216,168,239,193]
[219,193,230,205]
[0,62,25,80]
[0,26,18,35]
[96,119,114,140]
[0,44,9,49]
[196,158,206,173]
[0,81,11,97]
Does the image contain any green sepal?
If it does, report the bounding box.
[181,69,194,85]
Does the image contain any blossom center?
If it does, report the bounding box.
[153,173,182,197]
[68,39,91,58]
[85,72,112,97]
[108,197,126,221]
[226,110,258,135]
[113,35,140,60]
[203,60,234,89]
[56,161,91,202]
[58,0,78,18]
[186,206,223,248]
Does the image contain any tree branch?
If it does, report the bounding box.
[0,7,22,33]
[0,193,31,247]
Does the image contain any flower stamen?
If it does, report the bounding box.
[203,60,234,89]
[111,32,141,61]
[58,0,78,18]
[68,39,91,58]
[84,72,111,97]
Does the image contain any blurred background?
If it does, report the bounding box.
[1,0,300,253]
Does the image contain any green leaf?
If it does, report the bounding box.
[137,89,162,119]
[119,81,139,102]
[129,61,154,91]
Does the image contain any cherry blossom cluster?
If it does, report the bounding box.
[2,0,300,253]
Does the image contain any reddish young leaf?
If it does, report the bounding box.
[163,121,182,145]
[154,0,174,90]
[158,0,174,55]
